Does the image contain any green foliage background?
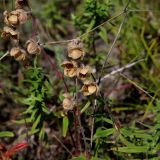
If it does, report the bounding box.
[0,0,160,159]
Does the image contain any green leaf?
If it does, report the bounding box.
[99,26,108,43]
[0,131,14,138]
[31,114,41,133]
[81,101,91,114]
[94,128,115,139]
[119,135,135,147]
[83,19,95,40]
[12,118,32,124]
[120,128,133,137]
[71,155,86,160]
[42,104,50,114]
[95,117,113,125]
[63,116,69,137]
[116,146,149,153]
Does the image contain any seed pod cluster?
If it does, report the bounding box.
[61,38,98,98]
[1,0,41,61]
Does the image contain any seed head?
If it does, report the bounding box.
[77,65,91,80]
[26,39,41,55]
[61,60,78,77]
[63,93,75,112]
[15,0,29,9]
[10,47,26,61]
[81,81,98,96]
[67,39,84,60]
[1,26,19,40]
[4,9,29,27]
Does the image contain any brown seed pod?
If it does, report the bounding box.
[17,9,29,24]
[81,81,98,96]
[1,26,19,40]
[10,47,26,61]
[62,93,75,112]
[15,0,29,9]
[26,39,41,55]
[4,9,29,27]
[77,65,91,80]
[61,60,78,77]
[67,39,84,60]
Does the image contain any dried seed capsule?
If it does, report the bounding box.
[4,9,29,27]
[63,93,75,112]
[26,39,41,55]
[15,0,29,9]
[61,61,78,77]
[77,66,91,80]
[67,39,84,60]
[17,9,29,24]
[81,81,98,96]
[10,47,26,61]
[1,26,19,40]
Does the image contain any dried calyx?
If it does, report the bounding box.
[10,47,26,61]
[61,61,78,77]
[81,81,98,96]
[1,26,19,40]
[67,38,84,60]
[77,65,91,80]
[15,0,29,9]
[63,93,75,112]
[4,9,29,27]
[26,39,41,55]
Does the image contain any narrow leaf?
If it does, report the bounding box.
[116,146,149,153]
[81,101,91,114]
[63,116,69,137]
[0,131,14,138]
[94,128,115,139]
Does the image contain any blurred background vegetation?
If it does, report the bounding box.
[0,0,160,159]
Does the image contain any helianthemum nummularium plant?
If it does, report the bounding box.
[61,38,98,112]
[1,0,41,62]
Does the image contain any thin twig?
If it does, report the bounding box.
[77,113,87,151]
[90,98,97,150]
[75,78,87,151]
[120,73,154,100]
[78,12,125,39]
[129,9,159,13]
[52,134,73,156]
[40,8,157,47]
[100,59,145,82]
[98,13,127,84]
[41,11,124,46]
[42,39,73,46]
[0,52,9,61]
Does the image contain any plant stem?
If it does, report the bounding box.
[52,134,73,156]
[90,98,97,150]
[0,52,9,61]
[98,13,127,84]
